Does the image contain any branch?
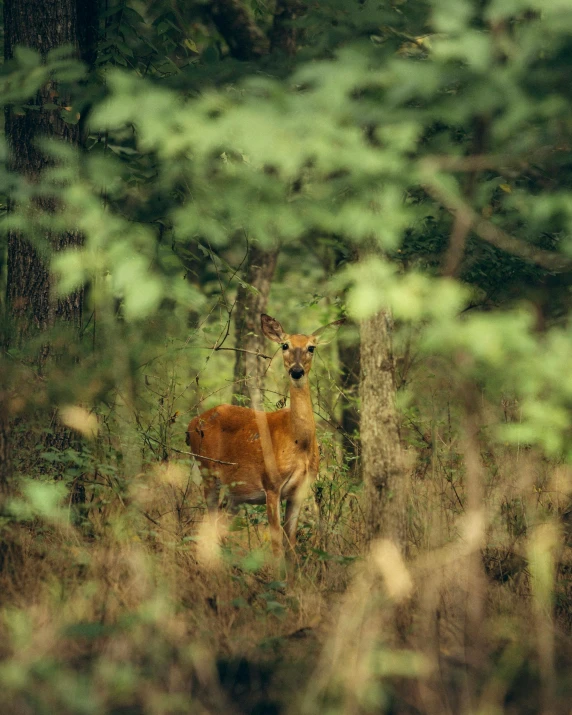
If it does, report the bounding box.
[192,345,275,359]
[421,143,571,174]
[421,154,510,173]
[442,115,488,278]
[146,435,237,466]
[424,182,572,273]
[213,346,274,360]
[443,201,473,277]
[208,0,269,60]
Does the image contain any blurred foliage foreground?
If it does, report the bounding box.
[1,0,572,713]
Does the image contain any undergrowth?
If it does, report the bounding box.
[1,356,571,715]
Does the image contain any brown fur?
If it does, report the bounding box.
[187,313,342,557]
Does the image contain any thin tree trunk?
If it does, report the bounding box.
[232,245,279,406]
[359,300,406,549]
[334,246,360,464]
[460,383,487,708]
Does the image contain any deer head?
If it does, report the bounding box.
[261,314,345,387]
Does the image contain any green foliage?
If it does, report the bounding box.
[7,478,69,524]
[2,0,572,712]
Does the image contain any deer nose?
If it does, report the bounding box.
[290,366,305,380]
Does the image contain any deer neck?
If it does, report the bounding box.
[288,380,316,450]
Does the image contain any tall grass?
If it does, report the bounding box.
[0,347,571,714]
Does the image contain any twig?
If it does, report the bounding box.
[201,346,274,360]
[146,434,237,466]
[406,416,465,511]
[205,237,248,353]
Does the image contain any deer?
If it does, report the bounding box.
[186,313,343,559]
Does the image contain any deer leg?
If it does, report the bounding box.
[225,498,240,516]
[284,497,303,553]
[203,475,220,513]
[265,489,283,558]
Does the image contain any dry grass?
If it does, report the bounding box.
[1,384,572,714]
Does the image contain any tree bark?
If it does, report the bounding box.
[3,0,97,517]
[269,0,305,56]
[208,0,268,60]
[359,301,406,549]
[4,0,97,350]
[207,0,305,61]
[0,389,14,576]
[333,245,360,463]
[232,245,279,406]
[0,391,10,499]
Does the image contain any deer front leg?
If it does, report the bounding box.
[284,497,303,553]
[265,489,283,558]
[203,474,220,513]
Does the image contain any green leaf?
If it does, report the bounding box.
[13,46,41,68]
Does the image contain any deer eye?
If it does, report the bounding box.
[307,345,315,353]
[282,343,289,351]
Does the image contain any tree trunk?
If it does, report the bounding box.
[334,245,360,464]
[0,388,15,577]
[208,0,268,60]
[3,0,97,515]
[4,0,97,349]
[359,303,406,549]
[269,0,305,56]
[0,390,10,498]
[232,245,279,406]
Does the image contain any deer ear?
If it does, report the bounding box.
[261,314,288,343]
[312,318,345,344]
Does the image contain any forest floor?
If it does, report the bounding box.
[1,455,572,713]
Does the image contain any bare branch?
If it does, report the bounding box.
[442,116,489,278]
[443,204,473,277]
[424,181,572,273]
[146,435,237,466]
[213,346,274,360]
